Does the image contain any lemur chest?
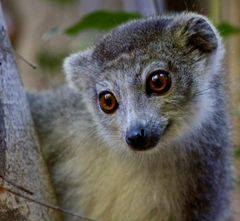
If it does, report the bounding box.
[57,149,184,221]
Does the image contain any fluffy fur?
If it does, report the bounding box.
[28,12,232,221]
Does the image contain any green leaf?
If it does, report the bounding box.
[45,0,78,6]
[235,148,240,158]
[42,26,63,41]
[64,10,142,35]
[217,22,240,37]
[36,49,67,73]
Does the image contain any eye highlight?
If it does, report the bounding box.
[99,91,118,114]
[146,70,171,95]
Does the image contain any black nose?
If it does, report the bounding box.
[125,126,159,151]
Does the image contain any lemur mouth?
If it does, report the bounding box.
[129,140,159,152]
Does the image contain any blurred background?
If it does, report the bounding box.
[2,0,240,219]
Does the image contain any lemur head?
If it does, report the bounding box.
[64,13,223,154]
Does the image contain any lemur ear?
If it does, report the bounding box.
[174,14,219,53]
[63,49,94,91]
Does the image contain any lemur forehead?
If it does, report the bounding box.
[92,17,173,64]
[99,50,149,72]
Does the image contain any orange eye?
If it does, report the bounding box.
[146,70,171,95]
[99,91,118,114]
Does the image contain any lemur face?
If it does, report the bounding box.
[94,59,172,152]
[97,67,172,151]
[64,13,222,153]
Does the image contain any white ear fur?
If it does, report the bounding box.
[63,49,93,91]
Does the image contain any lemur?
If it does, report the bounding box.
[28,12,232,221]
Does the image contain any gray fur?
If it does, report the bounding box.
[28,12,232,221]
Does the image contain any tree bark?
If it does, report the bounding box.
[220,1,240,219]
[0,3,60,221]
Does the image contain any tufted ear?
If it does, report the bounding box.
[173,14,219,53]
[63,49,94,91]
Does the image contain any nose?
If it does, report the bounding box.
[125,126,159,151]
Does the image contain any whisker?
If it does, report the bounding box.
[192,82,224,98]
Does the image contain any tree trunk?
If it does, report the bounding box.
[220,0,240,219]
[0,3,60,221]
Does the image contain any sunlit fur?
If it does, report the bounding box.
[28,13,232,221]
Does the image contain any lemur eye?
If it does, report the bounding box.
[146,70,171,95]
[99,91,118,114]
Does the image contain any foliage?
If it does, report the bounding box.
[43,10,142,40]
[44,0,78,6]
[42,27,62,41]
[217,22,240,37]
[44,10,240,40]
[64,10,142,35]
[36,49,67,73]
[235,148,240,158]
